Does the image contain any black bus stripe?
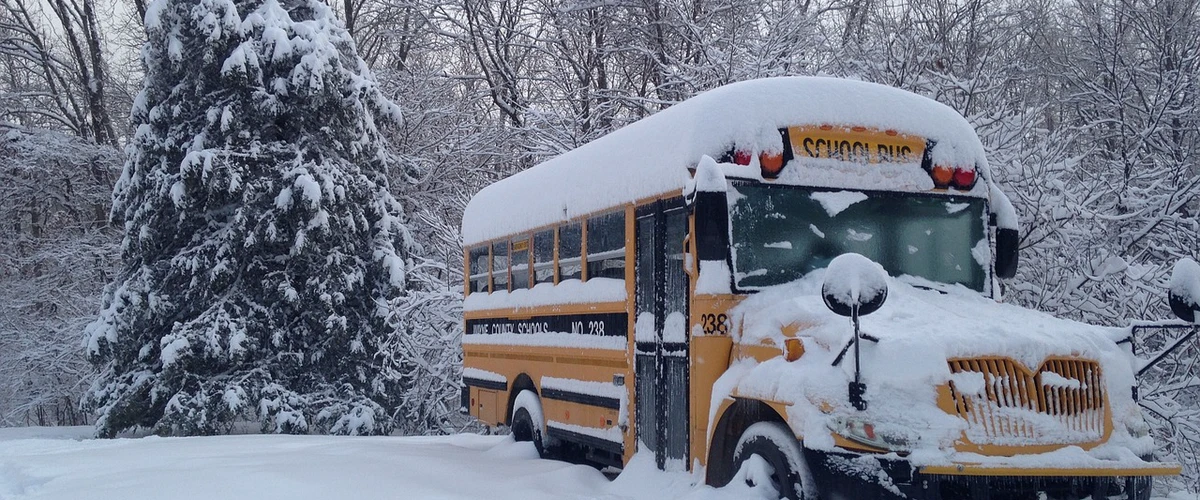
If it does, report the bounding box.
[541,387,621,410]
[462,377,507,391]
[545,425,623,455]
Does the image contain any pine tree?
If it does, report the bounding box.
[83,0,413,437]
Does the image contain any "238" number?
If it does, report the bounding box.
[699,313,729,335]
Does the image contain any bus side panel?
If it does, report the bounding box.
[690,325,733,468]
[464,342,629,432]
[477,388,501,424]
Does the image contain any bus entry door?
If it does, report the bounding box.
[634,200,690,471]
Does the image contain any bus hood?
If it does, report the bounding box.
[722,270,1152,458]
[730,271,1133,369]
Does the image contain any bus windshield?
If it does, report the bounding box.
[728,183,988,292]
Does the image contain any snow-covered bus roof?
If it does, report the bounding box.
[462,77,993,245]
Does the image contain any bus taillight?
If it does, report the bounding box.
[733,150,753,165]
[953,167,977,189]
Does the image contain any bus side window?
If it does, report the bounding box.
[587,211,626,280]
[511,237,531,290]
[559,222,583,282]
[492,241,510,292]
[533,229,555,285]
[468,245,490,294]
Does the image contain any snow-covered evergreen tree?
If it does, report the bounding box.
[82,0,413,437]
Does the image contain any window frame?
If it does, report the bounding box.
[558,220,584,282]
[467,244,491,295]
[585,209,627,281]
[532,228,556,286]
[510,235,533,290]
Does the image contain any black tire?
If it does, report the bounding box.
[732,421,807,500]
[511,406,545,457]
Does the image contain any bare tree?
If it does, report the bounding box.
[0,0,117,145]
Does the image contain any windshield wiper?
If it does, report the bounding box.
[907,283,948,295]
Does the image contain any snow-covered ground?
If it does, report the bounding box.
[0,427,750,500]
[0,427,1195,499]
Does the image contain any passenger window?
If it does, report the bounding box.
[468,245,489,294]
[491,241,509,291]
[559,222,583,282]
[511,237,531,290]
[533,229,555,285]
[587,211,626,280]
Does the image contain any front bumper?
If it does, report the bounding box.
[805,449,1179,500]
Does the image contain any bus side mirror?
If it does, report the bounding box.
[693,190,730,263]
[995,228,1019,279]
[821,253,888,411]
[1169,258,1200,323]
[691,155,730,264]
[822,253,889,318]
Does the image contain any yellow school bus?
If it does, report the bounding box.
[460,77,1187,499]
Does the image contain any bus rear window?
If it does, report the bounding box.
[492,241,509,291]
[559,222,582,281]
[533,229,554,285]
[468,245,489,294]
[587,211,625,280]
[511,237,531,290]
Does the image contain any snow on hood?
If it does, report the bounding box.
[723,270,1148,459]
[733,271,1130,367]
[462,77,992,245]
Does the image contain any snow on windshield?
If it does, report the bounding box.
[809,190,868,217]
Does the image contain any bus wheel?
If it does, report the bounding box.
[510,390,545,457]
[732,421,807,500]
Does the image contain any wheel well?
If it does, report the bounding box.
[706,398,787,487]
[506,373,537,426]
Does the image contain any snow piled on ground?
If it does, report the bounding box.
[0,427,762,500]
[0,427,1195,499]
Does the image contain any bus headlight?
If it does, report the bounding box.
[831,417,912,451]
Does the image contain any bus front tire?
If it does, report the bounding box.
[510,390,545,457]
[732,421,807,500]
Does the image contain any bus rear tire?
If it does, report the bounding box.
[732,421,807,500]
[511,390,545,457]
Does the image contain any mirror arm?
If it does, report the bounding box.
[831,338,853,367]
[849,305,868,411]
[1137,326,1198,377]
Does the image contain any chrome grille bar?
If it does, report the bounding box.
[947,357,1105,445]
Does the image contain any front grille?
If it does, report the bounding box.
[946,357,1106,445]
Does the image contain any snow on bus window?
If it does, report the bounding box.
[511,237,531,290]
[533,229,554,285]
[491,240,510,291]
[559,222,583,282]
[587,211,625,280]
[468,245,489,294]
